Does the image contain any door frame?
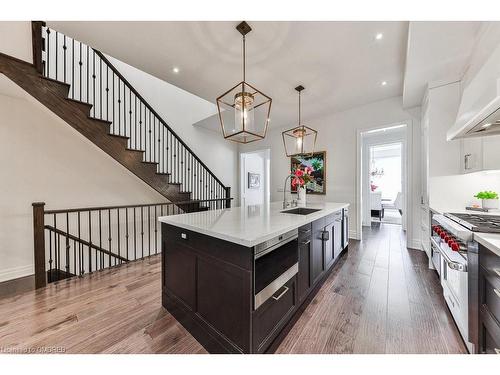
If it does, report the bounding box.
[356,121,413,246]
[239,148,271,206]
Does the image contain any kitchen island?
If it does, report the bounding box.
[159,201,349,353]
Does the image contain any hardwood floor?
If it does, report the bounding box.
[0,223,467,354]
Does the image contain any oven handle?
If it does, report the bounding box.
[440,246,467,272]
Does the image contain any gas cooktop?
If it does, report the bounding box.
[445,212,500,233]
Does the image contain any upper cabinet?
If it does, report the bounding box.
[426,81,462,178]
[461,135,500,173]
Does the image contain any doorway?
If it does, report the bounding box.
[357,123,410,243]
[240,149,270,206]
[369,142,403,225]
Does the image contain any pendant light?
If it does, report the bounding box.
[282,85,318,157]
[216,21,272,144]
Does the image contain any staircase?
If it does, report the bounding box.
[0,22,230,212]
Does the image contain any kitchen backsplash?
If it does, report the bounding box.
[429,171,500,208]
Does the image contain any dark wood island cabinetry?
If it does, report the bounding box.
[160,205,349,353]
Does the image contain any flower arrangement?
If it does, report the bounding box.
[292,166,314,189]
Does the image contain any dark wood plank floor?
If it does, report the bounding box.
[0,223,467,354]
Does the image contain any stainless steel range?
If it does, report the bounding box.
[445,213,500,233]
[430,212,500,354]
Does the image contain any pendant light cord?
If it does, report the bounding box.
[298,90,301,126]
[242,35,246,82]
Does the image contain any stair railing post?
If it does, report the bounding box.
[31,21,46,75]
[32,202,47,289]
[225,187,231,208]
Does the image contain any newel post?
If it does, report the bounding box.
[225,187,231,208]
[32,202,46,289]
[31,21,46,75]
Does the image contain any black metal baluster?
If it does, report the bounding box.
[77,211,82,275]
[46,28,50,78]
[87,45,89,104]
[100,57,103,119]
[148,206,151,257]
[66,213,70,275]
[133,207,137,261]
[141,207,144,258]
[71,38,74,98]
[134,97,137,149]
[88,211,92,273]
[92,49,96,117]
[129,89,132,143]
[112,71,115,133]
[55,31,58,81]
[63,35,67,83]
[48,225,53,282]
[79,42,82,101]
[108,209,112,267]
[117,208,121,262]
[118,78,121,136]
[99,209,103,269]
[154,205,158,254]
[106,66,109,121]
[125,208,129,261]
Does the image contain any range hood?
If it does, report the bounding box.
[447,44,500,140]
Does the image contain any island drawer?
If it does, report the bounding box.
[480,265,500,324]
[252,277,297,353]
[479,304,500,354]
[480,245,500,277]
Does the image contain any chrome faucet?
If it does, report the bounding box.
[283,174,298,209]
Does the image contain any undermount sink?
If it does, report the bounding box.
[280,207,321,215]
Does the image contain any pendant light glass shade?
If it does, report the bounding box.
[282,86,318,157]
[216,22,272,144]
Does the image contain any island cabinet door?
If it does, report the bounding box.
[323,222,334,270]
[311,218,325,285]
[298,237,312,302]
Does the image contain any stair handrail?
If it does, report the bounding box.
[92,50,228,192]
[44,224,129,263]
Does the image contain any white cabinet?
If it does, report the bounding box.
[460,134,500,173]
[461,137,483,173]
[482,135,500,171]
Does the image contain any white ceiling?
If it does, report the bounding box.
[403,21,483,108]
[48,21,408,130]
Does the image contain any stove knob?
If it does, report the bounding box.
[440,231,447,239]
[435,227,442,235]
[450,242,460,252]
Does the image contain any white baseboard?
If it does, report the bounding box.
[408,239,422,250]
[348,230,360,241]
[0,264,34,283]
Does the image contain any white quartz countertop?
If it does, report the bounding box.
[429,204,500,256]
[158,201,349,247]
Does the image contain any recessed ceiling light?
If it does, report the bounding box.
[482,123,492,128]
[172,67,180,73]
[375,33,383,40]
[381,81,387,86]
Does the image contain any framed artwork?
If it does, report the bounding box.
[291,151,326,195]
[247,172,261,189]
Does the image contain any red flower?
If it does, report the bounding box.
[304,166,314,175]
[295,169,304,177]
[292,176,304,188]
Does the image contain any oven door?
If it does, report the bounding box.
[440,244,470,344]
[254,235,298,310]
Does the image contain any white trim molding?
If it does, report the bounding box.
[0,264,34,283]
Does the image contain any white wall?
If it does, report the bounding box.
[105,56,238,200]
[240,96,422,245]
[0,93,167,282]
[430,171,500,210]
[0,22,32,63]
